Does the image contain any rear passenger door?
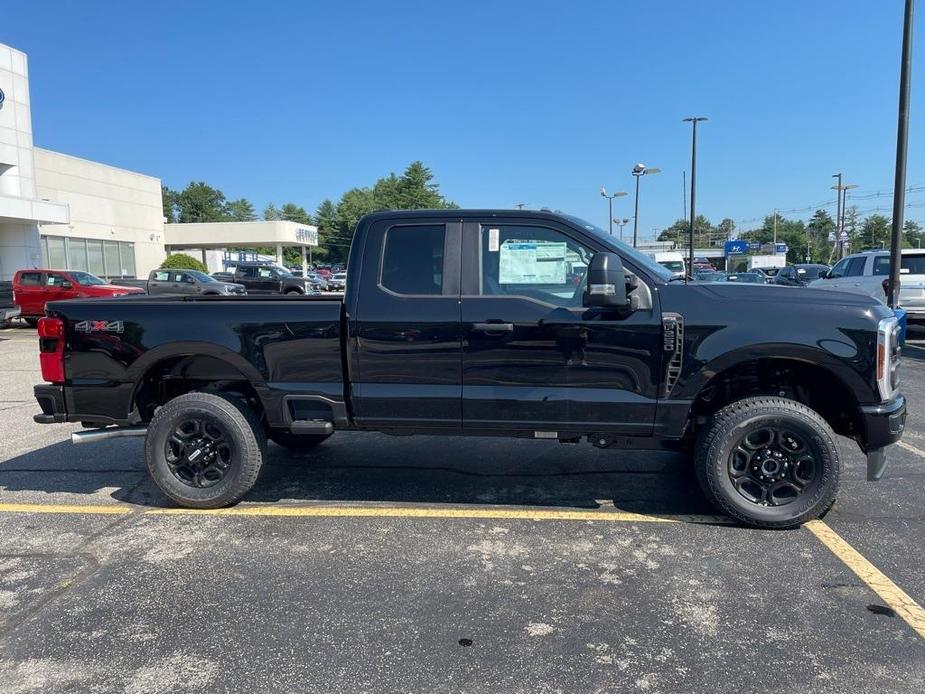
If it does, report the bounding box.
[14,271,45,316]
[351,219,462,429]
[147,270,172,295]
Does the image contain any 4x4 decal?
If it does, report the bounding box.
[74,320,124,334]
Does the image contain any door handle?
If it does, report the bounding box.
[472,322,514,333]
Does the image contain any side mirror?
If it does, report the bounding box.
[583,252,628,308]
[60,280,73,289]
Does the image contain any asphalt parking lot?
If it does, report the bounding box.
[0,322,924,693]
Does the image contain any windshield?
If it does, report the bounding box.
[659,260,685,272]
[798,266,828,279]
[187,270,216,283]
[69,271,107,286]
[560,214,674,282]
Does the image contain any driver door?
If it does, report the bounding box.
[460,218,661,434]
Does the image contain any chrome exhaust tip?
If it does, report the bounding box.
[71,426,148,445]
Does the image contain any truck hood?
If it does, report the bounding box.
[699,283,884,309]
[214,282,246,293]
[90,284,145,296]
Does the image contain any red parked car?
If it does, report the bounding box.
[12,269,144,325]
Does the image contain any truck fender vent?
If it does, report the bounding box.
[662,312,684,397]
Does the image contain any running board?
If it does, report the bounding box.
[289,419,334,435]
[71,426,148,445]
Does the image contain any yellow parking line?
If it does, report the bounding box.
[806,519,925,639]
[144,505,730,524]
[0,500,728,524]
[897,440,925,459]
[0,502,131,515]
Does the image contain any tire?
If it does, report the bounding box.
[694,396,839,529]
[23,317,39,328]
[284,289,302,295]
[267,430,331,451]
[145,392,266,508]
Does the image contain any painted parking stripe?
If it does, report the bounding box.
[0,502,131,515]
[806,519,925,639]
[0,501,727,524]
[897,440,925,459]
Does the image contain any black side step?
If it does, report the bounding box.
[289,419,334,435]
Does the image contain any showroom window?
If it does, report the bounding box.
[40,236,137,278]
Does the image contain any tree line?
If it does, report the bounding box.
[657,208,925,264]
[161,161,456,265]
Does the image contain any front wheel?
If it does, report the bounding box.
[145,392,266,508]
[694,396,839,529]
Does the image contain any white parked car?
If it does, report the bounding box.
[809,249,925,322]
[328,272,347,291]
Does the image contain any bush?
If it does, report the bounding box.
[160,253,207,272]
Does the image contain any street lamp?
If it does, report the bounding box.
[600,187,627,235]
[683,117,708,283]
[613,217,631,242]
[631,164,661,247]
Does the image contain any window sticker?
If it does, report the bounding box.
[488,228,500,252]
[499,240,567,284]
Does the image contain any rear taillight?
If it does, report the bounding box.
[38,317,65,383]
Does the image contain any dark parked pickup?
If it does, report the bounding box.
[144,268,246,296]
[214,262,321,295]
[31,210,905,528]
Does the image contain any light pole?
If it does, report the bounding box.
[600,187,627,235]
[614,217,630,242]
[889,0,914,308]
[631,164,661,247]
[683,117,707,283]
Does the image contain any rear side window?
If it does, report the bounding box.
[872,254,925,275]
[237,266,257,278]
[845,257,867,277]
[380,225,445,295]
[18,272,42,286]
[153,271,170,281]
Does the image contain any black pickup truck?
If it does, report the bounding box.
[32,210,905,528]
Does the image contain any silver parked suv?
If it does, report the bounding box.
[809,249,925,322]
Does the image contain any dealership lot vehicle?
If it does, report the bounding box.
[810,250,925,322]
[0,281,20,327]
[2,325,925,692]
[327,271,347,291]
[719,271,767,283]
[140,268,246,296]
[776,263,831,287]
[224,261,322,295]
[30,210,905,529]
[12,269,144,326]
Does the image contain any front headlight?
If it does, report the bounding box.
[876,316,901,401]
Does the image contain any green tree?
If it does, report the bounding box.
[161,252,207,272]
[280,203,312,224]
[716,218,735,240]
[176,182,228,223]
[741,213,808,264]
[226,198,257,221]
[263,203,282,221]
[657,216,716,248]
[904,220,924,249]
[161,186,178,223]
[861,214,891,249]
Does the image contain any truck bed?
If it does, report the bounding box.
[44,294,346,428]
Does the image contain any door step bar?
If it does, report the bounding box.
[72,426,148,445]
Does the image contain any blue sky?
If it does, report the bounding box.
[3,0,922,240]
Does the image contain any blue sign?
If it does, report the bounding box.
[0,87,5,107]
[724,240,748,256]
[775,242,788,254]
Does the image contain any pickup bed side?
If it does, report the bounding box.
[36,296,344,429]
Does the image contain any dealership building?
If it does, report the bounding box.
[0,42,316,282]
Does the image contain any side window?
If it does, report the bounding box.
[258,268,274,279]
[153,271,170,282]
[846,257,867,277]
[380,224,445,295]
[479,225,593,307]
[238,266,257,279]
[174,273,187,283]
[19,272,42,286]
[828,258,850,279]
[46,273,68,286]
[872,256,890,276]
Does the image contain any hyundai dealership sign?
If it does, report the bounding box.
[0,87,5,107]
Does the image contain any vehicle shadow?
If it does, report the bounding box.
[0,432,715,517]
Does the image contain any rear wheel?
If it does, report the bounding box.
[284,289,302,295]
[694,396,839,529]
[145,392,266,508]
[268,430,331,451]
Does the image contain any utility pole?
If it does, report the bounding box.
[889,0,915,308]
[631,164,660,247]
[514,202,527,209]
[773,208,778,244]
[682,170,687,220]
[683,117,708,283]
